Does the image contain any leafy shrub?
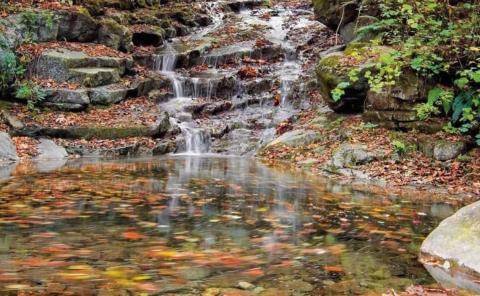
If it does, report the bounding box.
[0,49,25,90]
[15,80,46,112]
[334,0,480,141]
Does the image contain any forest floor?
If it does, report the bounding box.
[260,109,480,199]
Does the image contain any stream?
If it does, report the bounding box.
[0,156,465,295]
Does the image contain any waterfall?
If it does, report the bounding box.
[153,45,212,154]
[178,122,211,154]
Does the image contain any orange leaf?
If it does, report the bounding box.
[122,231,145,240]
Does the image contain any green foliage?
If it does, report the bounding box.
[19,9,56,41]
[332,81,349,101]
[334,0,480,142]
[0,49,25,89]
[391,140,407,155]
[15,80,46,112]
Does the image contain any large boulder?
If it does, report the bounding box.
[316,50,369,112]
[57,10,98,42]
[36,138,68,160]
[313,0,378,42]
[0,132,19,163]
[365,71,426,111]
[418,139,468,161]
[97,18,133,52]
[420,201,480,293]
[0,13,59,48]
[313,0,359,32]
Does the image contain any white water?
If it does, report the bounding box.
[155,44,212,154]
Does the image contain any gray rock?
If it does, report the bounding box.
[179,267,211,281]
[0,162,16,182]
[0,13,59,48]
[97,18,133,52]
[152,142,172,155]
[419,139,467,161]
[150,112,171,138]
[0,132,19,163]
[266,129,322,148]
[43,88,90,111]
[69,67,121,87]
[237,281,255,290]
[31,48,130,82]
[89,85,128,105]
[36,138,68,160]
[329,143,378,168]
[57,10,98,42]
[421,201,480,293]
[1,110,24,130]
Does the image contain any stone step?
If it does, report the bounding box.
[31,48,133,82]
[10,113,170,140]
[40,74,169,111]
[69,68,121,87]
[201,42,285,67]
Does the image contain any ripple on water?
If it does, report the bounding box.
[0,156,462,295]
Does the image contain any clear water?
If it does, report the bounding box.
[0,156,460,295]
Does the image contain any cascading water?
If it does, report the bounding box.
[154,44,212,154]
[178,121,211,154]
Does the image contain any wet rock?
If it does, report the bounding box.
[57,10,98,42]
[150,112,171,138]
[152,141,173,155]
[225,0,265,12]
[420,201,480,293]
[127,74,169,97]
[148,89,172,103]
[266,129,322,148]
[132,27,165,47]
[97,18,133,52]
[0,132,19,163]
[419,139,467,161]
[36,139,68,160]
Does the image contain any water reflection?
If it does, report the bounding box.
[0,156,461,295]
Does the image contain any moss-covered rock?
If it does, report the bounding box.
[98,18,133,52]
[57,10,98,42]
[315,51,368,112]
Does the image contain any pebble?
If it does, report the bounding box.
[238,281,255,290]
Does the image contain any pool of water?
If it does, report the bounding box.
[0,156,463,295]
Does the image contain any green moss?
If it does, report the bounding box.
[344,42,372,56]
[72,126,151,140]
